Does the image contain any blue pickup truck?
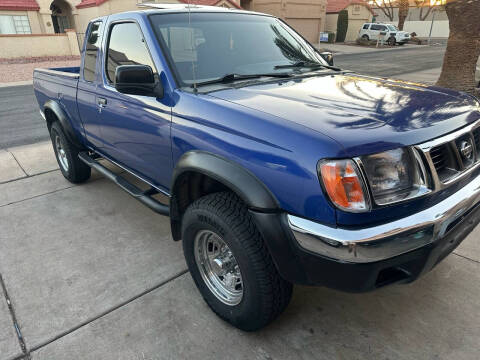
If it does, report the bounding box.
[34,5,480,331]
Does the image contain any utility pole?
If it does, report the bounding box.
[428,7,437,45]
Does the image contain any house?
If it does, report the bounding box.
[370,0,448,38]
[325,0,373,42]
[0,0,240,37]
[0,0,328,60]
[240,0,327,44]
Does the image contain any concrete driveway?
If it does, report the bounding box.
[1,141,480,360]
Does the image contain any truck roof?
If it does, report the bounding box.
[113,3,271,18]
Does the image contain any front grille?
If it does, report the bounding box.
[473,128,480,156]
[430,145,448,172]
[429,144,459,182]
[425,123,480,184]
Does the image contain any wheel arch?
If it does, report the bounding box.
[169,151,280,240]
[44,100,83,148]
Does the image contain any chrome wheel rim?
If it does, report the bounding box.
[55,135,69,172]
[194,229,243,306]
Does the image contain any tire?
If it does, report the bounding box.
[182,192,293,331]
[362,34,369,41]
[50,122,91,183]
[387,36,396,46]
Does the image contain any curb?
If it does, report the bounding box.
[0,81,33,88]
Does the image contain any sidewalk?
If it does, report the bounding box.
[1,142,480,359]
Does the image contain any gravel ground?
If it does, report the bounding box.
[0,59,80,83]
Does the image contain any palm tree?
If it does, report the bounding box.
[436,0,480,96]
[398,0,410,30]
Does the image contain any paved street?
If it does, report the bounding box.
[0,85,47,149]
[2,43,480,359]
[332,44,446,78]
[0,44,448,150]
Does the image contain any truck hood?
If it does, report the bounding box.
[208,73,480,156]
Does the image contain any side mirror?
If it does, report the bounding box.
[319,51,334,66]
[114,65,163,98]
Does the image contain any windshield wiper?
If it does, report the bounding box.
[192,73,292,88]
[274,61,340,71]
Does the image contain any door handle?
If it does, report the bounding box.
[97,97,107,107]
[97,97,107,113]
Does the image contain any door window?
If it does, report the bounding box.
[370,24,382,31]
[84,21,101,82]
[106,22,156,84]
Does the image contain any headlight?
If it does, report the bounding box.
[319,159,370,212]
[360,148,430,205]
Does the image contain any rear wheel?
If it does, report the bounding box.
[50,122,91,183]
[362,34,369,41]
[182,192,293,331]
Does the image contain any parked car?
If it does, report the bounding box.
[33,5,480,331]
[359,22,410,45]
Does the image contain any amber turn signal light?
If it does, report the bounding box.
[319,159,369,212]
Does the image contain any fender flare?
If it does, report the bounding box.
[170,151,280,239]
[44,100,83,148]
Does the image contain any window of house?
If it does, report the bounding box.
[352,5,361,14]
[0,15,32,34]
[83,21,102,82]
[106,22,156,84]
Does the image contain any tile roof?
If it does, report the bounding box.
[0,0,40,11]
[178,0,242,9]
[326,0,372,14]
[76,0,109,9]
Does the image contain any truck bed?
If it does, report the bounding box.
[33,66,82,140]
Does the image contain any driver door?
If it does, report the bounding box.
[95,21,172,190]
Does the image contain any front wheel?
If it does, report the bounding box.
[182,192,293,331]
[387,36,396,46]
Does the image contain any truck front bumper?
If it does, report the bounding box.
[251,172,480,292]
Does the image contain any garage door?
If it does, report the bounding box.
[285,18,321,44]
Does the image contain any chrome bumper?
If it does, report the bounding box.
[288,173,480,263]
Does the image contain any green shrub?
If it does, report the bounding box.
[336,10,348,42]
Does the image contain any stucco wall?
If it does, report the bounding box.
[325,4,372,42]
[0,31,79,59]
[385,20,449,38]
[344,4,372,42]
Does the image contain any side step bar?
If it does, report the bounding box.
[78,152,169,216]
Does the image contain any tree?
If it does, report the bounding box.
[397,0,409,30]
[370,0,395,22]
[436,0,480,96]
[336,10,349,42]
[414,0,438,21]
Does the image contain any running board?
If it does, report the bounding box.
[78,152,169,216]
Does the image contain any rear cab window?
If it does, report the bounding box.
[83,21,102,82]
[105,22,156,84]
[363,24,370,30]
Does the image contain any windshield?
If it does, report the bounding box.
[387,25,398,31]
[150,12,327,86]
